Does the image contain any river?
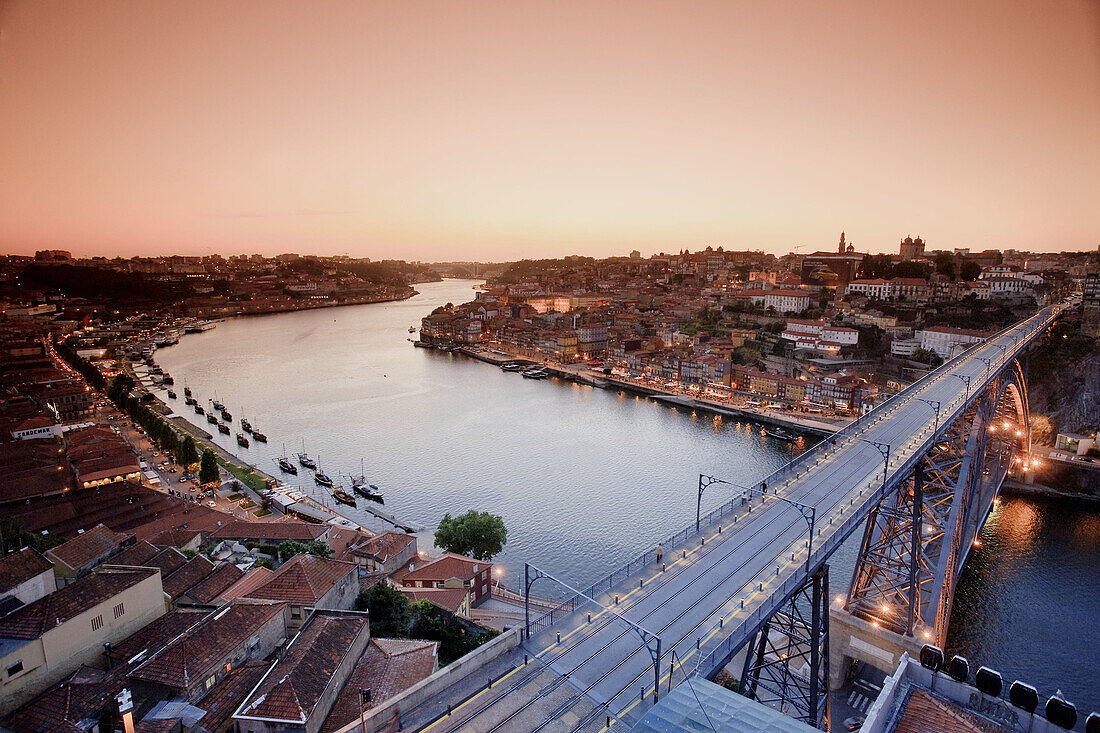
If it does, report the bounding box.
[155,278,1099,718]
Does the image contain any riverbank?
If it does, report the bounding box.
[451,344,846,438]
[1000,477,1100,504]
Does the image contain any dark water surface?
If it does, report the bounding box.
[156,279,1099,717]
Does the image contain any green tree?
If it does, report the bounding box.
[959,260,981,281]
[434,510,507,561]
[933,252,957,279]
[279,540,333,559]
[199,449,220,484]
[108,374,135,405]
[910,348,944,367]
[177,436,199,467]
[354,583,412,637]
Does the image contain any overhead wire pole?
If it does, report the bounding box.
[914,398,941,434]
[950,373,971,398]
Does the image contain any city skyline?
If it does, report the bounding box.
[2,0,1099,260]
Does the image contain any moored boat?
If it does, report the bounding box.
[236,433,249,448]
[252,431,268,443]
[184,386,192,398]
[218,423,230,435]
[314,470,334,487]
[277,456,298,474]
[167,390,177,399]
[240,418,252,433]
[206,413,218,425]
[195,404,205,415]
[220,410,232,422]
[332,489,356,507]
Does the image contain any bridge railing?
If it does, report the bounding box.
[528,305,1065,639]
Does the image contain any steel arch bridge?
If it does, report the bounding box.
[396,301,1073,733]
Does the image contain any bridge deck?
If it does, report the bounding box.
[404,304,1065,732]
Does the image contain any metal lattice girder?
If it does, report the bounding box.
[738,565,830,731]
[844,361,1029,644]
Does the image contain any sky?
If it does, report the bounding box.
[1,1,1098,261]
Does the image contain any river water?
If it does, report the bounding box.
[155,279,1099,718]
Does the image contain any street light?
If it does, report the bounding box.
[950,373,971,398]
[861,439,891,495]
[915,398,941,434]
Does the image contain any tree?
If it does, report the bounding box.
[108,374,135,405]
[910,348,944,367]
[354,583,412,637]
[933,252,957,279]
[199,449,220,485]
[279,540,333,559]
[434,510,507,561]
[959,260,981,281]
[177,436,199,467]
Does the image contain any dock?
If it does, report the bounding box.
[357,501,422,533]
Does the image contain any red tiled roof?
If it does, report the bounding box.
[208,520,327,543]
[108,608,209,669]
[162,555,216,600]
[217,567,274,602]
[246,555,355,606]
[0,547,54,594]
[182,562,244,603]
[0,567,159,639]
[235,612,369,724]
[351,530,415,562]
[130,600,286,689]
[894,688,1008,733]
[194,660,271,732]
[398,587,468,615]
[45,523,130,572]
[402,554,485,585]
[111,540,161,567]
[2,666,125,733]
[320,638,437,733]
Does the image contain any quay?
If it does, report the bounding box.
[451,344,843,437]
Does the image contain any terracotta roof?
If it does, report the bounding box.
[194,660,271,732]
[402,553,485,585]
[130,600,286,689]
[108,608,209,669]
[135,719,179,733]
[45,523,130,573]
[111,540,161,567]
[0,548,54,595]
[217,567,274,602]
[398,587,468,615]
[144,547,188,577]
[320,638,437,733]
[351,530,415,562]
[235,612,369,724]
[246,554,355,606]
[182,562,244,603]
[0,567,159,639]
[2,666,125,733]
[162,555,216,600]
[208,520,327,543]
[894,688,1009,733]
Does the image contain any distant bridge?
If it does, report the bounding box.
[385,301,1071,732]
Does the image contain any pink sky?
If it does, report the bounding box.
[1,1,1098,260]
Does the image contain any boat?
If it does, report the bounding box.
[236,433,249,448]
[184,386,192,398]
[218,423,230,435]
[185,320,216,333]
[206,413,218,425]
[162,375,174,385]
[332,488,356,507]
[185,396,197,406]
[211,398,225,412]
[220,410,232,422]
[240,418,252,433]
[166,390,177,399]
[763,426,797,441]
[194,404,205,415]
[252,431,268,443]
[277,457,298,474]
[501,362,525,372]
[522,367,549,379]
[348,460,384,504]
[297,441,317,469]
[408,326,416,333]
[314,471,334,487]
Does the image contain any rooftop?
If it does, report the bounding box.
[402,553,485,584]
[351,530,415,562]
[234,611,369,724]
[0,567,159,640]
[246,554,355,606]
[44,523,130,573]
[0,547,54,595]
[320,638,437,733]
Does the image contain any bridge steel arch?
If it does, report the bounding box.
[830,359,1029,686]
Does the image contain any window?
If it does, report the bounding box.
[91,615,104,632]
[113,602,125,619]
[290,606,301,619]
[7,661,23,677]
[204,674,217,690]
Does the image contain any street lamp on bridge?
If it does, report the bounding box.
[950,373,971,398]
[914,398,941,434]
[860,439,891,497]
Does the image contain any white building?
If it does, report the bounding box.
[764,290,811,313]
[846,279,893,299]
[919,327,987,358]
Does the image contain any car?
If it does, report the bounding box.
[179,477,187,484]
[168,467,177,473]
[207,500,217,508]
[843,716,865,730]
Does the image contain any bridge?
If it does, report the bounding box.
[384,302,1070,733]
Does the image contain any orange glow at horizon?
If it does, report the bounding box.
[1,0,1098,260]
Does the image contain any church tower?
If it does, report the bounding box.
[838,231,846,253]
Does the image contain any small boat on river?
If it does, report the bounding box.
[218,423,230,435]
[252,431,268,443]
[332,488,356,507]
[236,433,249,448]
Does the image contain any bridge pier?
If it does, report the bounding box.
[828,600,924,690]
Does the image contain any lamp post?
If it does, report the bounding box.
[915,398,941,434]
[861,439,891,496]
[977,356,993,378]
[950,373,971,398]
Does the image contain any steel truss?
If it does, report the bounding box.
[845,361,1029,644]
[738,565,830,730]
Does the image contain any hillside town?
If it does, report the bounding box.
[419,236,1098,417]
